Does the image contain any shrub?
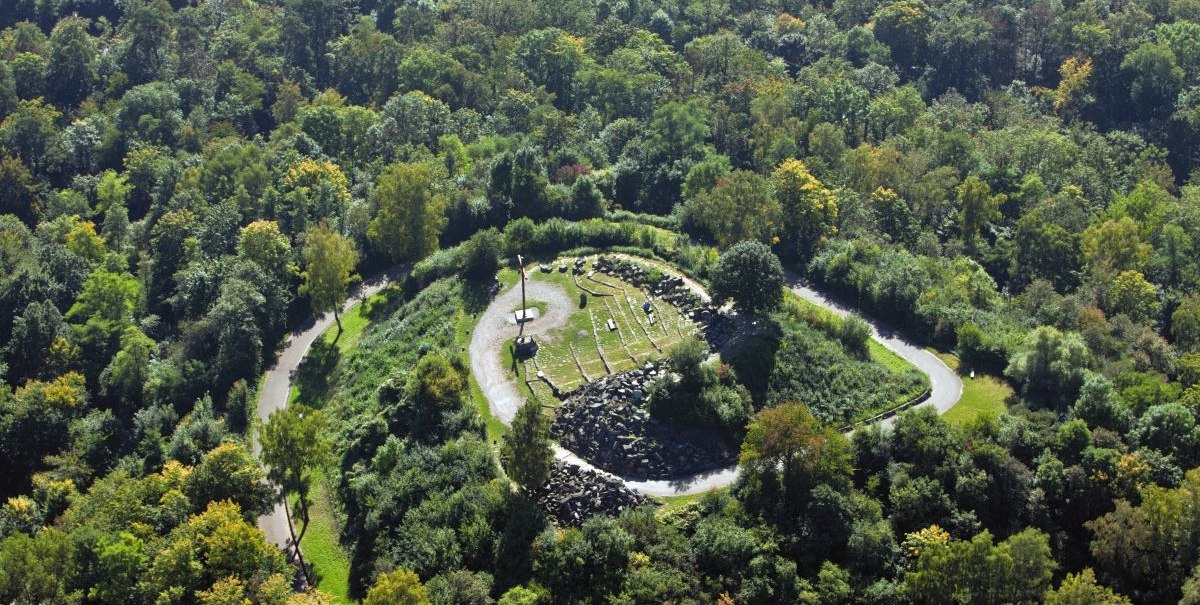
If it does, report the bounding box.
[461,227,501,279]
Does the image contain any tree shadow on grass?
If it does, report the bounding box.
[462,277,497,314]
[292,339,341,408]
[305,563,325,593]
[362,284,407,323]
[720,323,781,406]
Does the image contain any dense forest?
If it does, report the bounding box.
[1,0,1200,603]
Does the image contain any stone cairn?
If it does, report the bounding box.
[551,362,735,480]
[536,460,651,527]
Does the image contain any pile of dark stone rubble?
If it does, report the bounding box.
[536,460,651,526]
[530,256,745,524]
[551,363,735,480]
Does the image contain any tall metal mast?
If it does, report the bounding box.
[517,254,527,336]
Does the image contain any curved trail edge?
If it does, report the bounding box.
[252,266,409,554]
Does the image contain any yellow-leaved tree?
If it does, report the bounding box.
[772,158,838,259]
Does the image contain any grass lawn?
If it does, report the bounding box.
[288,287,400,406]
[867,339,911,374]
[656,488,727,513]
[503,259,699,397]
[938,352,1015,426]
[293,471,352,604]
[327,306,371,353]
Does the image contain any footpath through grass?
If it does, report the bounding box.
[938,352,1014,426]
[282,290,394,603]
[280,258,957,578]
[285,279,510,604]
[293,470,352,604]
[289,294,385,406]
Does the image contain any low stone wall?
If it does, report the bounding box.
[536,460,651,526]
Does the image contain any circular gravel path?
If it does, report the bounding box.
[465,275,741,496]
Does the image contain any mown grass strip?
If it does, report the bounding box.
[293,471,352,604]
[938,352,1014,426]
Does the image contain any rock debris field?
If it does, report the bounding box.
[552,362,735,481]
[472,255,740,522]
[468,256,963,524]
[536,461,652,527]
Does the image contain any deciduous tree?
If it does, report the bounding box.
[1045,569,1132,605]
[956,176,1004,252]
[739,402,853,514]
[365,569,431,605]
[1089,469,1200,603]
[1173,295,1200,351]
[1006,326,1092,404]
[299,222,360,337]
[903,528,1054,605]
[368,162,448,263]
[773,159,838,259]
[0,528,78,604]
[684,170,780,248]
[46,16,97,106]
[711,240,785,314]
[259,404,332,583]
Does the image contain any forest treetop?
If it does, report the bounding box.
[3,0,1200,603]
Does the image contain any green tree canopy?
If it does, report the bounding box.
[1045,568,1132,605]
[503,398,553,493]
[711,239,786,315]
[903,528,1055,605]
[773,158,838,259]
[299,221,360,335]
[258,403,332,582]
[365,568,431,605]
[684,170,780,249]
[368,162,449,264]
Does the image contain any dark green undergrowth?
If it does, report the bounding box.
[319,277,545,599]
[330,279,469,412]
[725,301,927,427]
